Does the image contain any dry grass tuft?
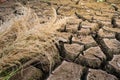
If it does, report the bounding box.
[0,2,74,78]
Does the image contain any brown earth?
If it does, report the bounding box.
[0,0,120,80]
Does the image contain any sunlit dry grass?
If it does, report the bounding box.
[0,2,75,79]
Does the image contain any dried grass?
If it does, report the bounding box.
[0,2,74,78]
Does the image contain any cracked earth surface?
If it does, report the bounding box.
[0,0,120,80]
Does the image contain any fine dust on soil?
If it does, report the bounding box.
[0,0,120,80]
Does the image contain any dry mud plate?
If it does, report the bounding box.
[0,0,120,80]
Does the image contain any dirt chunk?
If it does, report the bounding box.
[105,55,120,78]
[75,46,106,68]
[98,29,115,38]
[87,69,118,80]
[9,66,43,80]
[100,38,120,55]
[64,43,84,61]
[47,61,87,80]
[73,35,97,49]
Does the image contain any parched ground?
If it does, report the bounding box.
[0,0,120,80]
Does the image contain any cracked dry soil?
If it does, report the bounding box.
[0,0,120,80]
